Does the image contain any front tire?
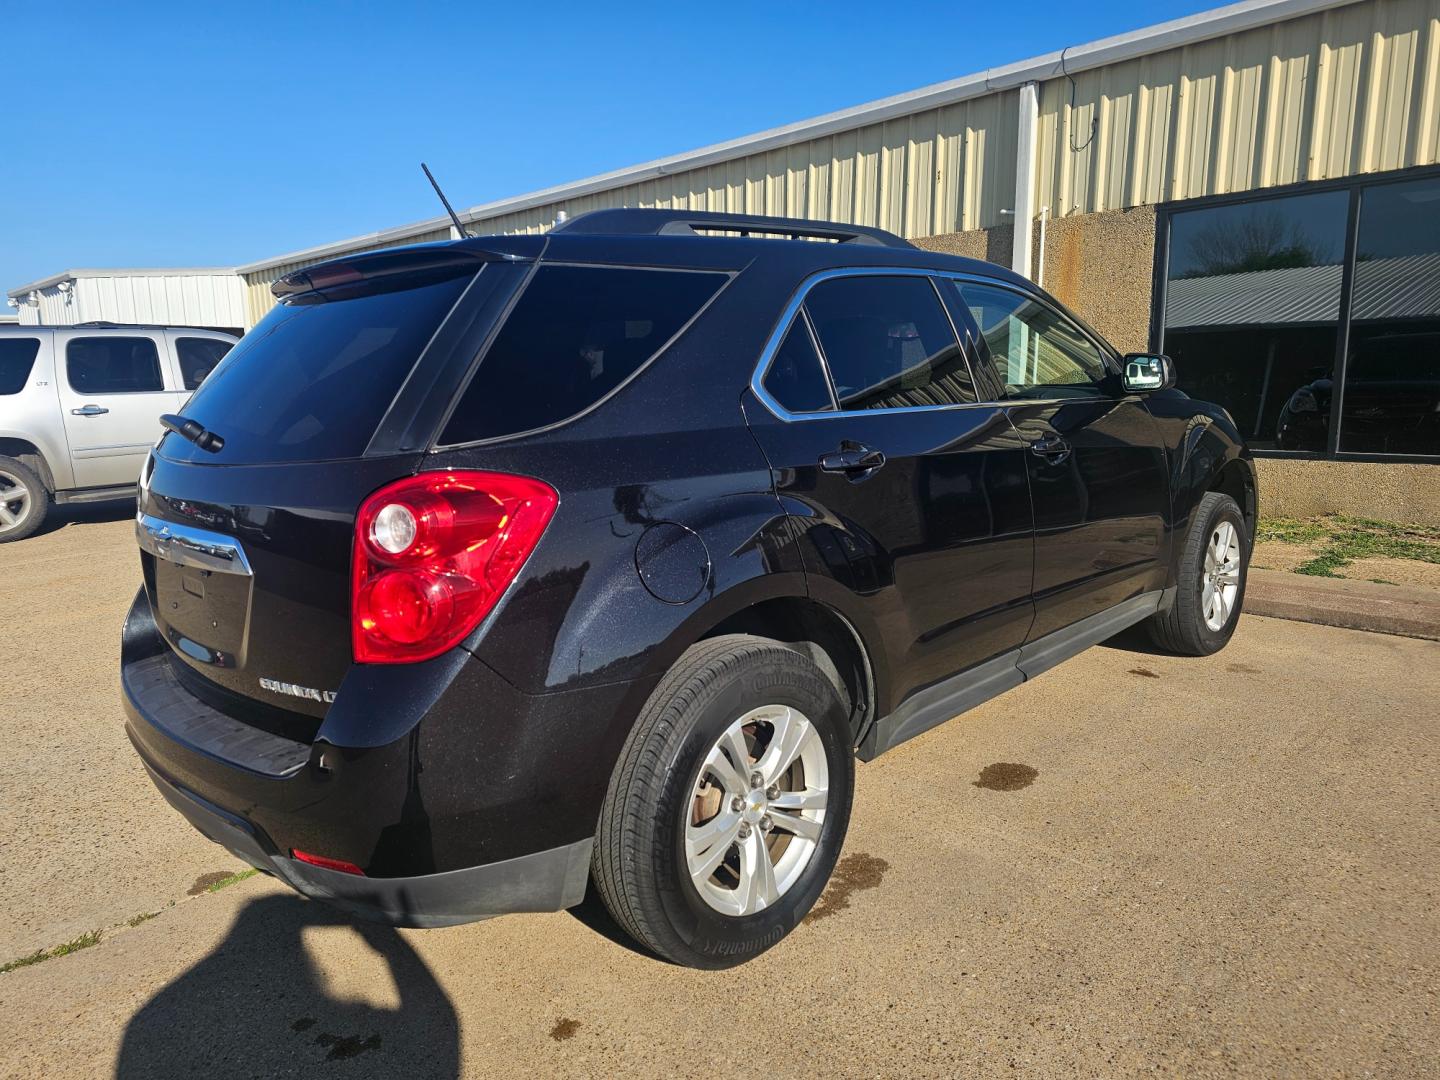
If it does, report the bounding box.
[593,634,855,968]
[1147,491,1248,656]
[0,456,49,543]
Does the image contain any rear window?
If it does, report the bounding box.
[163,271,473,464]
[0,338,40,395]
[439,266,727,444]
[175,337,234,391]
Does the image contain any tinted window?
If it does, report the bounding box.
[66,337,163,394]
[805,275,973,410]
[0,338,40,395]
[1162,190,1348,449]
[1338,177,1440,456]
[763,319,833,412]
[440,266,726,443]
[166,271,472,464]
[175,337,234,391]
[959,283,1109,397]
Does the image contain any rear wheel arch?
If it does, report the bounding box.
[0,437,55,492]
[697,596,875,749]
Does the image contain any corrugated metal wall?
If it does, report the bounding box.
[23,273,246,328]
[1033,0,1440,215]
[239,0,1438,325]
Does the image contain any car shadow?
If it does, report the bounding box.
[1097,623,1173,657]
[33,497,135,538]
[115,894,460,1079]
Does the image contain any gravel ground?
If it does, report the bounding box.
[1,509,1437,1078]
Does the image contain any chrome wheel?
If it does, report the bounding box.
[685,704,829,917]
[0,468,32,536]
[1201,519,1242,632]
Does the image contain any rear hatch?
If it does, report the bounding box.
[137,241,537,724]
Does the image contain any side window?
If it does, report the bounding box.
[805,275,975,410]
[957,283,1110,398]
[0,338,41,395]
[175,337,234,391]
[762,318,833,412]
[66,337,164,394]
[440,266,727,444]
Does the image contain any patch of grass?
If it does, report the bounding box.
[2,930,102,974]
[0,950,49,974]
[205,869,258,893]
[1259,514,1440,578]
[127,911,157,928]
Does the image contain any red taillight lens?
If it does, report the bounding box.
[352,471,558,664]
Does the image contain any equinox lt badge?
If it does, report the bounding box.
[258,677,337,704]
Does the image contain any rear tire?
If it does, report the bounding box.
[0,456,49,543]
[593,634,854,968]
[1147,491,1248,656]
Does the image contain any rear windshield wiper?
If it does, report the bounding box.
[159,414,225,454]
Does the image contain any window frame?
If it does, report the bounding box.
[1152,161,1440,464]
[948,277,1121,400]
[751,267,995,422]
[63,334,167,396]
[751,267,1120,422]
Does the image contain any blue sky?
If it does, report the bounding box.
[2,0,1221,290]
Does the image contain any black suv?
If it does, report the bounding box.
[122,209,1255,968]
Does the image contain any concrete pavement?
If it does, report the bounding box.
[1,510,1437,1078]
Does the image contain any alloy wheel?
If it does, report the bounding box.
[0,469,31,537]
[1201,519,1241,631]
[684,704,829,917]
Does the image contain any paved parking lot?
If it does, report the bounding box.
[1,508,1437,1078]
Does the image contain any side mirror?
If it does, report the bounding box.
[1121,353,1177,393]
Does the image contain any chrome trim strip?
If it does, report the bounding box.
[136,513,252,576]
[748,266,1076,423]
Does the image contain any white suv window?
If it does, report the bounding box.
[0,338,40,395]
[66,337,164,394]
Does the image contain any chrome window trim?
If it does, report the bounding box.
[750,267,1095,423]
[944,274,1122,377]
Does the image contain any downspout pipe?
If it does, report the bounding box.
[1012,80,1039,280]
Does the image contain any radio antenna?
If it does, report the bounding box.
[421,162,473,239]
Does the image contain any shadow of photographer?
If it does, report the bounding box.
[115,893,459,1079]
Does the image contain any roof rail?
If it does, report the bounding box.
[551,208,912,249]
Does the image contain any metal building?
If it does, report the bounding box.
[6,269,246,335]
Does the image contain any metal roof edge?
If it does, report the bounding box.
[235,0,1363,277]
[6,267,240,297]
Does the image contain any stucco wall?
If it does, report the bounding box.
[914,204,1157,353]
[1256,459,1440,526]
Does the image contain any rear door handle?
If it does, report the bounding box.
[71,404,109,417]
[1028,433,1072,463]
[820,441,887,477]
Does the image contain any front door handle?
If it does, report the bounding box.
[1028,433,1072,463]
[820,441,887,477]
[71,404,109,417]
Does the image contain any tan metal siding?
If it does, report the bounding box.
[243,227,453,324]
[1034,0,1439,216]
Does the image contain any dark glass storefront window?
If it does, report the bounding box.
[1162,190,1348,451]
[1339,177,1440,456]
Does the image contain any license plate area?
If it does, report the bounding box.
[138,514,254,670]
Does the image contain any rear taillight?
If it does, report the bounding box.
[352,471,558,664]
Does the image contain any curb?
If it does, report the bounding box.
[1245,569,1440,641]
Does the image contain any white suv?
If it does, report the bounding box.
[0,324,237,541]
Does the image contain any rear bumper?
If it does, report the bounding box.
[137,752,591,926]
[120,586,647,925]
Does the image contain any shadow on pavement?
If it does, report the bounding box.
[115,894,459,1079]
[34,498,136,538]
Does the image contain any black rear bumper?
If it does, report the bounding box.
[120,587,644,925]
[135,752,591,927]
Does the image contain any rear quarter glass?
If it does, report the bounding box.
[438,265,728,444]
[0,338,41,395]
[160,270,475,465]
